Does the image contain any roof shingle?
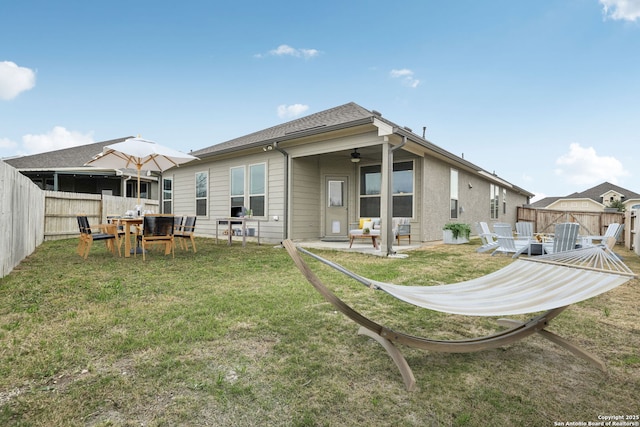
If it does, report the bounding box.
[4,137,132,169]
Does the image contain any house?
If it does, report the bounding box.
[530,182,640,212]
[165,102,533,253]
[3,137,161,201]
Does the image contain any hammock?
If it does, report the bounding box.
[283,240,636,391]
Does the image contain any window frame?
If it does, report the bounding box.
[162,177,173,214]
[230,166,245,212]
[502,188,507,215]
[490,184,500,219]
[195,171,208,217]
[229,163,267,217]
[249,163,266,217]
[450,168,459,219]
[358,160,414,218]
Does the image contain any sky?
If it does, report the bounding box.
[1,0,639,202]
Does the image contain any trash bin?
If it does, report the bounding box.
[247,228,255,237]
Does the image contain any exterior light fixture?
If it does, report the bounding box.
[350,148,361,163]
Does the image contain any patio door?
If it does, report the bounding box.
[325,176,348,239]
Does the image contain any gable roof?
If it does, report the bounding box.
[4,137,132,169]
[566,182,640,201]
[530,182,640,208]
[192,102,533,197]
[193,102,375,157]
[529,197,563,208]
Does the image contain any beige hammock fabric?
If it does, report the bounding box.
[372,250,633,316]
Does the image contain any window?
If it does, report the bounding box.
[393,161,414,217]
[126,181,148,200]
[230,163,267,216]
[249,163,266,216]
[359,165,382,217]
[195,171,208,216]
[230,166,245,212]
[450,169,458,219]
[503,188,507,215]
[162,177,173,214]
[328,180,344,207]
[490,184,500,219]
[359,161,414,218]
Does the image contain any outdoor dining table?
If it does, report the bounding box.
[119,217,143,257]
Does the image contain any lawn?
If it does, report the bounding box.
[1,237,638,426]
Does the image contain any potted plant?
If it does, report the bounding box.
[443,222,471,244]
[362,227,371,234]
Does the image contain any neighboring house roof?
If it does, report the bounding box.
[566,181,640,202]
[4,137,132,169]
[530,182,640,208]
[192,102,534,197]
[530,197,563,208]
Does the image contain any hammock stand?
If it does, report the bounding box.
[282,239,636,391]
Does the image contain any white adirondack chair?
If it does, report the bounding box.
[583,223,623,249]
[474,222,499,253]
[515,221,534,241]
[545,223,580,254]
[492,224,529,257]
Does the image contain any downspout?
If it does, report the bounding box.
[385,135,407,256]
[122,175,131,199]
[272,142,289,240]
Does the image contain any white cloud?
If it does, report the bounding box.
[255,44,320,59]
[277,104,309,119]
[22,126,94,155]
[390,68,420,88]
[0,61,36,100]
[554,143,629,186]
[0,137,17,150]
[600,0,640,21]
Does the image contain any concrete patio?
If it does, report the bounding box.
[292,238,428,256]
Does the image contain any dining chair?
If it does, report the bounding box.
[76,215,121,259]
[135,215,175,261]
[175,216,197,252]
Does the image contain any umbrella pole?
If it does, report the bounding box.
[137,166,141,208]
[134,164,144,255]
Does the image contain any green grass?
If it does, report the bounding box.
[0,238,638,426]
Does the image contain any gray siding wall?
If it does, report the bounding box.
[422,155,450,241]
[168,129,530,244]
[169,151,286,243]
[421,155,528,241]
[290,157,321,239]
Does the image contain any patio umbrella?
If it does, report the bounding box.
[85,137,199,206]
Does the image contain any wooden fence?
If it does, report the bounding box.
[1,159,159,277]
[44,191,159,240]
[0,161,45,278]
[517,206,628,247]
